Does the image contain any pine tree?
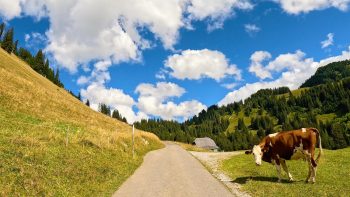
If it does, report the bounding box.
[13,40,18,55]
[99,103,111,116]
[78,92,81,101]
[0,23,4,40]
[1,28,14,53]
[18,47,33,63]
[85,99,90,107]
[34,50,45,74]
[54,68,64,87]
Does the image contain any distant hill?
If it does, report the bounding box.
[301,60,350,88]
[0,48,162,196]
[136,60,350,151]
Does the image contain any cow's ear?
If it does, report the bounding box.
[245,150,252,154]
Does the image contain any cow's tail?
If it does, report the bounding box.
[312,128,323,163]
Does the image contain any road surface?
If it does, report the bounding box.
[113,142,233,197]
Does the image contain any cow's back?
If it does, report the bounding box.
[269,129,317,160]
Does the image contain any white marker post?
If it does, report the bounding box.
[132,124,135,158]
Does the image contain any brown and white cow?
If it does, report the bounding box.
[245,128,323,183]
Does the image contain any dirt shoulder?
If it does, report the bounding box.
[190,151,251,197]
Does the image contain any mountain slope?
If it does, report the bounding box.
[0,48,163,196]
[135,60,350,151]
[301,59,350,88]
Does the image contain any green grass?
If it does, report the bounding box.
[226,109,278,133]
[0,48,164,196]
[277,87,309,99]
[226,110,255,132]
[316,113,337,123]
[221,148,350,197]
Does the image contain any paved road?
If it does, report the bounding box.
[113,142,233,197]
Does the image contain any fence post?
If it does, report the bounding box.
[132,124,135,158]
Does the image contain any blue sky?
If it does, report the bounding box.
[1,0,350,123]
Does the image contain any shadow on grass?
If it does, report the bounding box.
[232,176,302,184]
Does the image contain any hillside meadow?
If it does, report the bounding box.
[0,48,163,196]
[221,148,350,197]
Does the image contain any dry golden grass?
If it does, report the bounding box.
[0,48,163,196]
[0,47,160,150]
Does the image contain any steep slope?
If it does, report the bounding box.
[0,48,163,196]
[301,59,350,88]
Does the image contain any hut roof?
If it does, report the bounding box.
[193,137,219,150]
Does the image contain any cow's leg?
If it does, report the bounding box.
[306,160,312,183]
[310,145,317,167]
[305,152,317,183]
[280,159,294,181]
[274,159,282,182]
[309,146,317,183]
[310,166,317,183]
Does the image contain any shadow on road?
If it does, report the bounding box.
[232,176,300,184]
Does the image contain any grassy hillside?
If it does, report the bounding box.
[0,48,163,196]
[221,148,350,197]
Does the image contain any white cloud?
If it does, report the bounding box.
[4,0,186,72]
[77,60,112,85]
[135,82,206,120]
[321,33,334,49]
[77,76,89,85]
[164,49,241,81]
[136,82,186,101]
[79,60,146,124]
[221,83,239,89]
[80,63,206,122]
[249,50,316,80]
[24,32,47,50]
[249,51,272,79]
[0,0,254,72]
[24,34,30,42]
[81,83,147,124]
[244,24,260,36]
[155,73,166,80]
[275,0,350,14]
[155,68,168,80]
[187,0,253,31]
[219,47,350,106]
[0,0,21,20]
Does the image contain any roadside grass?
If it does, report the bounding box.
[221,148,350,197]
[0,48,164,196]
[175,142,208,152]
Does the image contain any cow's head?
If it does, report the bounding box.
[245,145,263,166]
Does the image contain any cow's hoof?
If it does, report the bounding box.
[289,178,294,182]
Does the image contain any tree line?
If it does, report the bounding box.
[0,22,64,87]
[98,103,127,123]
